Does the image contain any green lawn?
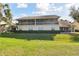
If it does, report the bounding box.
[0,33,79,56]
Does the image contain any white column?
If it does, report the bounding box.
[35,19,36,26]
[34,19,37,30]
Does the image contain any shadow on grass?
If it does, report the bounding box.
[0,33,56,41]
[70,33,79,42]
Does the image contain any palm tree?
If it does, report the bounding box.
[0,3,14,32]
[0,3,5,32]
[3,4,13,31]
[3,4,12,25]
[0,3,3,21]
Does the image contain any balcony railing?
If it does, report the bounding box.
[18,22,58,25]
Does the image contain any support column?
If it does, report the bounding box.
[35,19,36,26]
[34,19,37,30]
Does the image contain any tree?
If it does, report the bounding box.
[0,3,5,32]
[69,6,79,22]
[3,4,12,26]
[0,3,14,32]
[3,4,13,31]
[69,6,79,32]
[0,3,3,21]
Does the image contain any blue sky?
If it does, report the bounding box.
[8,3,79,21]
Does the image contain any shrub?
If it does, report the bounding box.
[52,34,73,42]
[12,30,60,34]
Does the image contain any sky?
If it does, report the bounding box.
[8,3,79,21]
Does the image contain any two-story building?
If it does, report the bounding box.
[16,15,60,31]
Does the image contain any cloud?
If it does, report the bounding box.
[65,3,74,9]
[32,11,47,15]
[32,3,63,15]
[20,13,27,17]
[36,3,49,11]
[13,13,27,19]
[64,3,79,17]
[17,3,28,8]
[65,3,79,9]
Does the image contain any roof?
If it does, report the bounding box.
[72,20,79,30]
[59,19,71,27]
[16,15,60,21]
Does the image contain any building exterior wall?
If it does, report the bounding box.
[17,24,60,31]
[17,15,60,31]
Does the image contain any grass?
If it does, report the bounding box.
[0,33,79,56]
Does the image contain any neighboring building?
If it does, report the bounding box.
[72,20,79,31]
[16,15,60,31]
[59,19,72,32]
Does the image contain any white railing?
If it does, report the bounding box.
[19,22,58,25]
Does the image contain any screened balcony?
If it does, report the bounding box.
[18,19,58,25]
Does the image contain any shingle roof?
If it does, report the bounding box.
[16,15,60,20]
[59,19,71,27]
